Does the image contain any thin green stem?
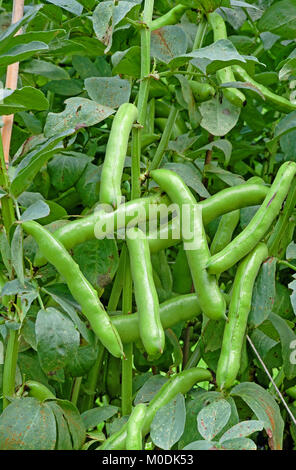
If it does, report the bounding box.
[121,248,133,416]
[3,328,19,409]
[0,133,15,234]
[187,16,207,79]
[184,340,201,370]
[149,106,179,170]
[107,248,126,312]
[81,343,105,412]
[278,260,296,272]
[71,377,83,406]
[131,0,154,200]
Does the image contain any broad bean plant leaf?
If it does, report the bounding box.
[231,382,284,450]
[150,394,186,450]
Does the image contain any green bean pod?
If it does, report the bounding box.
[98,367,212,450]
[111,293,202,344]
[34,182,269,267]
[34,193,169,267]
[148,182,269,253]
[22,221,124,358]
[189,80,215,102]
[207,161,296,275]
[126,227,165,360]
[210,209,240,255]
[207,12,246,107]
[25,380,56,401]
[126,404,147,450]
[150,169,226,321]
[233,65,296,113]
[150,4,187,31]
[100,103,138,208]
[216,243,268,390]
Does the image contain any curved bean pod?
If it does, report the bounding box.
[22,221,124,358]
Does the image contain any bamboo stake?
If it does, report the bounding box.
[1,0,25,163]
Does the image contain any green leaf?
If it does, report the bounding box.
[269,312,296,380]
[82,405,118,430]
[274,111,296,140]
[46,0,83,15]
[151,26,188,64]
[36,307,80,375]
[20,201,50,222]
[203,162,244,186]
[0,5,43,49]
[92,0,141,52]
[0,87,49,115]
[66,344,98,377]
[191,139,232,166]
[48,151,91,192]
[42,286,94,345]
[47,401,73,450]
[85,76,131,108]
[220,437,257,450]
[220,420,264,442]
[43,79,83,97]
[134,375,168,405]
[11,131,74,198]
[44,97,114,137]
[197,399,231,441]
[150,394,186,450]
[163,162,210,198]
[258,0,296,39]
[72,238,119,291]
[11,226,24,286]
[112,46,141,78]
[248,258,277,328]
[0,41,49,67]
[183,440,217,450]
[21,59,70,80]
[76,162,101,207]
[0,397,56,450]
[178,392,238,449]
[55,399,86,449]
[199,96,241,137]
[231,382,284,450]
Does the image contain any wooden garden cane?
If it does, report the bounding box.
[1,0,25,164]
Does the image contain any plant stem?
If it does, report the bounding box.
[0,134,15,234]
[149,106,178,170]
[187,16,207,79]
[131,0,154,199]
[184,340,201,370]
[107,248,126,312]
[3,329,19,409]
[121,248,133,416]
[278,260,296,272]
[71,376,82,406]
[81,343,105,412]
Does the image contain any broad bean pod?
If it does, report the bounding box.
[207,12,246,107]
[112,293,202,344]
[150,169,226,321]
[233,65,296,113]
[22,221,124,358]
[126,404,147,450]
[216,243,268,390]
[207,161,296,275]
[126,227,165,360]
[100,103,138,208]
